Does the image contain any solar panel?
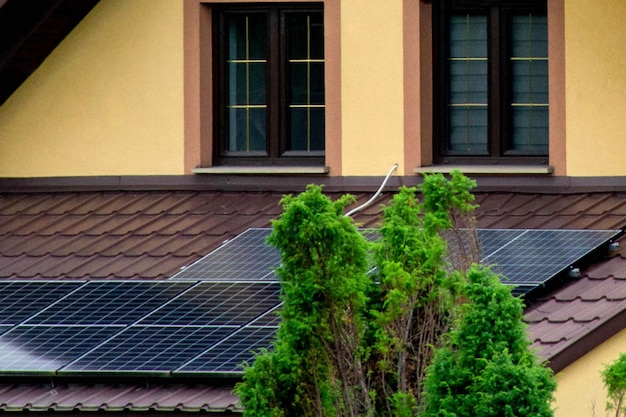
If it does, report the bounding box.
[139,282,281,326]
[61,326,235,374]
[0,227,620,377]
[170,228,279,281]
[175,326,278,374]
[0,326,121,374]
[25,281,194,326]
[477,229,525,257]
[482,229,621,287]
[0,281,83,325]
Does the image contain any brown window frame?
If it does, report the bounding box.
[433,0,549,165]
[212,3,325,167]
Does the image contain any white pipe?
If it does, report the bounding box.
[346,163,399,217]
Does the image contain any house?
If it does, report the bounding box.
[1,0,626,415]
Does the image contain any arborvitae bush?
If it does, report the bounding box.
[236,172,556,417]
[422,265,555,417]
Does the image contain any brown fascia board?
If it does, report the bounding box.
[0,175,421,194]
[546,306,626,374]
[3,174,626,194]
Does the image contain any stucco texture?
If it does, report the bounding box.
[565,0,626,176]
[0,0,184,177]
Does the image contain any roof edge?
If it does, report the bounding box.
[3,174,626,194]
[545,305,626,374]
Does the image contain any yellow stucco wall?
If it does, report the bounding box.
[340,0,405,176]
[4,0,626,177]
[553,328,626,417]
[565,0,626,176]
[0,0,184,177]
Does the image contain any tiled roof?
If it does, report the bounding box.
[0,382,240,413]
[2,183,626,409]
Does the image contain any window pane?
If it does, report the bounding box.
[229,108,267,152]
[225,13,268,152]
[227,14,267,60]
[229,62,267,105]
[512,107,549,154]
[447,14,488,154]
[512,60,548,103]
[290,108,325,151]
[450,60,488,104]
[288,12,324,60]
[287,12,325,153]
[511,13,549,154]
[290,62,325,105]
[449,15,487,58]
[449,107,488,154]
[512,15,548,58]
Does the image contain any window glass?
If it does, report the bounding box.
[448,14,488,154]
[225,14,267,153]
[215,6,325,165]
[435,1,548,164]
[287,12,325,152]
[511,14,549,154]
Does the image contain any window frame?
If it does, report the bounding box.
[433,0,549,166]
[212,3,325,167]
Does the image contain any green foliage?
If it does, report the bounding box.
[419,170,477,232]
[422,265,555,417]
[602,353,626,416]
[368,177,474,414]
[236,172,555,417]
[236,184,372,417]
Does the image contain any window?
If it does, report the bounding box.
[433,0,548,165]
[213,4,325,166]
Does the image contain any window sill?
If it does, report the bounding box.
[192,166,330,175]
[413,165,554,175]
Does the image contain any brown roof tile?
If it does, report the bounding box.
[0,383,240,412]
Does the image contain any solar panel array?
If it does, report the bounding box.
[0,280,280,376]
[0,227,620,377]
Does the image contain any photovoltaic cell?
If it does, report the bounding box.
[170,228,279,281]
[0,281,83,325]
[476,229,526,257]
[61,326,235,374]
[175,326,278,374]
[248,306,281,326]
[25,281,194,326]
[140,282,281,326]
[0,326,121,373]
[484,229,621,286]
